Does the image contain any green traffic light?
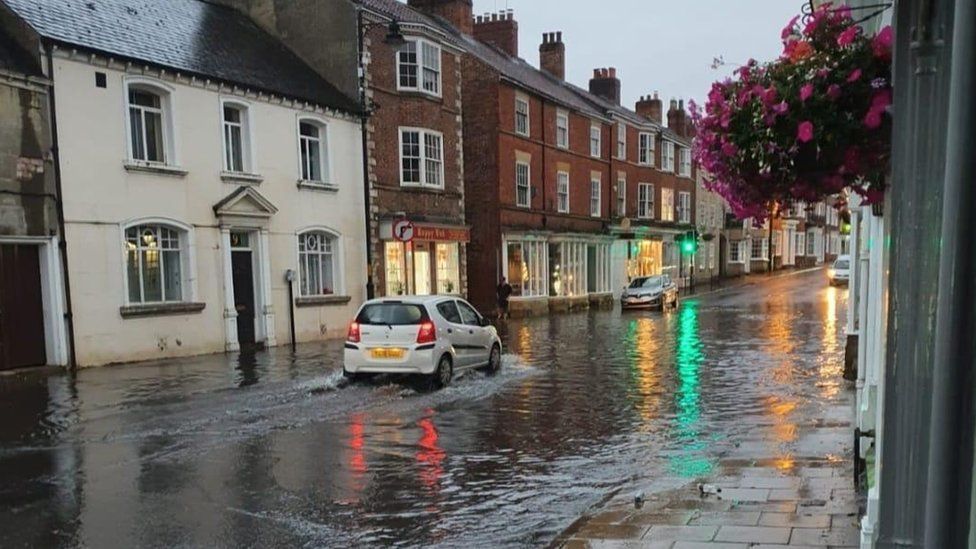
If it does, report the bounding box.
[682,241,696,254]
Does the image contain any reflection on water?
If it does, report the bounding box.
[670,300,712,478]
[0,272,850,548]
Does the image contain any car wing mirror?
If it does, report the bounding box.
[479,317,491,327]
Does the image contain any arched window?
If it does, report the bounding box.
[298,119,329,184]
[124,223,188,303]
[126,82,173,164]
[298,230,340,296]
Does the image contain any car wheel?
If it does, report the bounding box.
[429,355,453,390]
[343,369,373,384]
[485,344,502,375]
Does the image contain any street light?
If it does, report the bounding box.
[357,13,406,299]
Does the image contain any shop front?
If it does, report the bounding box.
[379,221,468,297]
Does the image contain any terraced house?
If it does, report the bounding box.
[0,0,367,365]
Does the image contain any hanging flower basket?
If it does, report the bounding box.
[692,3,893,220]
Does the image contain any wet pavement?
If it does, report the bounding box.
[0,269,852,548]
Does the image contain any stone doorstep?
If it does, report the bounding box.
[714,525,792,544]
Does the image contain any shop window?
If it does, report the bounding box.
[661,188,675,222]
[435,243,460,294]
[385,241,407,296]
[627,240,662,279]
[506,240,547,297]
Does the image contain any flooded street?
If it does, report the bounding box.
[0,269,850,548]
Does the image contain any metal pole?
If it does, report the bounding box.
[288,277,297,352]
[768,205,774,274]
[358,9,376,300]
[924,0,976,543]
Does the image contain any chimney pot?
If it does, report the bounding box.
[556,31,562,42]
[540,29,566,79]
[473,7,520,56]
[590,66,622,106]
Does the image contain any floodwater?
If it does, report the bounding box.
[0,269,849,548]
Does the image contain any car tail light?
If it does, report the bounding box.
[416,320,436,344]
[347,321,361,343]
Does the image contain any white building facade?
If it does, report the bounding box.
[51,52,366,366]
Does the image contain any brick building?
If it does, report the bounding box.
[355,0,469,298]
[404,1,697,314]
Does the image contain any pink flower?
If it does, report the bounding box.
[827,84,842,100]
[772,101,790,115]
[721,141,739,157]
[800,83,814,102]
[817,68,831,78]
[847,68,862,82]
[797,121,815,143]
[864,110,883,129]
[871,89,892,110]
[762,86,778,105]
[781,14,800,40]
[837,26,859,47]
[873,26,893,59]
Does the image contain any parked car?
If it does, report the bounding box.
[828,255,851,286]
[343,296,502,389]
[621,275,679,310]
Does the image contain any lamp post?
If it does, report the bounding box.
[357,10,406,300]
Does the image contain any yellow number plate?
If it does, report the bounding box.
[371,348,405,359]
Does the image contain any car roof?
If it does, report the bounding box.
[361,295,462,307]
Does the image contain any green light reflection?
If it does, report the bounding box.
[669,300,714,478]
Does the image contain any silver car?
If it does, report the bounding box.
[621,275,679,310]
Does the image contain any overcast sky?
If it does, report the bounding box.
[470,0,800,109]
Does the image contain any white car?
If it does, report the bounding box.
[829,255,851,286]
[343,296,502,388]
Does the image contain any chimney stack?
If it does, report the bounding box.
[539,31,565,80]
[668,98,689,136]
[407,0,474,35]
[635,91,663,124]
[473,9,519,57]
[589,67,621,106]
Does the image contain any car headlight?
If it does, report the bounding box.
[828,269,836,278]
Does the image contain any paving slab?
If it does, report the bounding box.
[687,511,761,526]
[644,525,718,542]
[788,526,860,546]
[672,542,749,549]
[714,525,791,544]
[718,488,770,502]
[758,512,831,528]
[624,511,695,526]
[573,522,648,540]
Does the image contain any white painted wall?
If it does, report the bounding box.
[53,56,366,366]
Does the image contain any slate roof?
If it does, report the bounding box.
[2,0,360,113]
[562,80,654,129]
[354,0,461,49]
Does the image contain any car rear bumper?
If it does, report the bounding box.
[343,344,440,375]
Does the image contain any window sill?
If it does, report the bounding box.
[120,302,206,318]
[221,171,264,184]
[399,183,447,193]
[124,162,189,177]
[396,88,444,101]
[297,180,339,193]
[295,295,352,308]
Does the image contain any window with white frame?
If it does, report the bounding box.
[590,123,602,157]
[616,176,626,217]
[661,187,675,221]
[662,141,676,172]
[679,147,692,177]
[796,232,806,255]
[516,161,530,207]
[515,96,530,136]
[398,39,441,96]
[638,132,655,166]
[617,123,627,160]
[807,231,817,255]
[590,177,601,217]
[400,128,443,188]
[556,110,569,148]
[299,119,328,183]
[557,171,570,213]
[506,239,548,297]
[729,240,745,263]
[298,231,340,296]
[751,237,768,260]
[127,84,171,164]
[709,241,716,269]
[678,191,691,223]
[638,183,654,219]
[124,223,187,303]
[222,102,250,173]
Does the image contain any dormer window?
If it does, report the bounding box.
[398,39,442,97]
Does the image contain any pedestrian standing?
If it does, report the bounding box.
[496,277,513,320]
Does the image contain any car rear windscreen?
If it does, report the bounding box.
[834,260,849,269]
[356,303,427,325]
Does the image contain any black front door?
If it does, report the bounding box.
[232,250,256,346]
[0,244,46,370]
